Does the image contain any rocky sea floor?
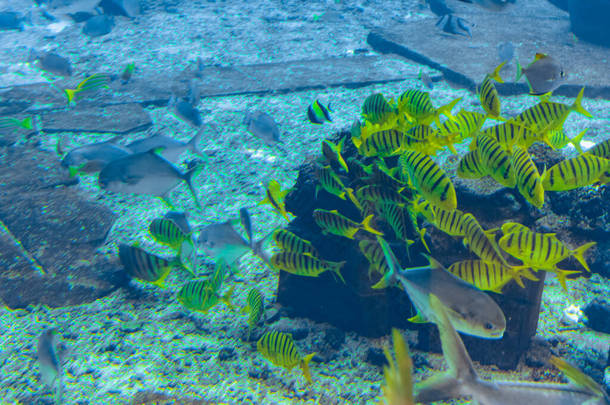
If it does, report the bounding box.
[1,0,610,403]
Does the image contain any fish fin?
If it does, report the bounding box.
[239,207,253,246]
[571,241,596,272]
[183,165,204,210]
[22,116,33,130]
[572,87,593,118]
[407,313,428,323]
[345,187,362,210]
[330,260,346,284]
[553,268,581,291]
[437,97,461,122]
[549,356,606,398]
[506,266,525,288]
[187,127,208,159]
[515,59,523,82]
[361,214,383,236]
[534,52,547,61]
[64,88,77,104]
[68,166,80,178]
[351,135,362,149]
[419,228,430,253]
[489,61,506,83]
[300,352,316,384]
[570,128,587,154]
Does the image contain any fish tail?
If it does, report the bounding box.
[329,260,346,284]
[360,214,383,236]
[419,227,430,253]
[515,59,523,81]
[437,97,461,122]
[187,127,208,159]
[68,166,80,178]
[351,135,362,149]
[64,88,77,103]
[571,241,596,271]
[184,164,205,210]
[553,268,581,291]
[570,128,587,153]
[489,61,506,83]
[572,87,593,118]
[21,116,33,129]
[300,352,316,384]
[345,187,362,210]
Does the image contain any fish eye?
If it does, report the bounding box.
[484,322,494,330]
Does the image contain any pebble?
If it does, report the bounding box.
[217,346,237,361]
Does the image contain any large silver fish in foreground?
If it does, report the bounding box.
[374,236,506,339]
[415,294,610,405]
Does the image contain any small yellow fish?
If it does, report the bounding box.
[118,244,180,288]
[313,209,382,239]
[380,328,415,405]
[259,179,292,221]
[241,288,264,339]
[542,154,609,191]
[321,138,349,172]
[64,73,110,103]
[270,251,345,283]
[272,229,319,256]
[257,331,316,384]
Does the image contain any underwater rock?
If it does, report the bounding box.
[0,11,26,31]
[568,0,610,48]
[83,14,114,37]
[41,103,152,134]
[0,147,123,308]
[217,347,237,361]
[583,297,610,334]
[364,347,387,368]
[99,0,141,17]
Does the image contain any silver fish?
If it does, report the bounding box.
[498,41,515,64]
[37,328,63,403]
[414,294,610,405]
[60,138,132,174]
[243,110,281,145]
[126,128,207,163]
[163,211,192,234]
[98,149,203,209]
[516,53,567,96]
[29,50,72,76]
[375,236,506,339]
[456,0,515,11]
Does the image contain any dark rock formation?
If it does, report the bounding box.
[99,0,141,17]
[83,15,114,38]
[0,146,125,308]
[547,0,569,11]
[568,0,610,48]
[583,298,610,334]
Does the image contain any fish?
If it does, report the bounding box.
[427,0,454,16]
[82,14,114,37]
[457,149,487,179]
[321,138,349,173]
[462,213,509,266]
[415,201,467,237]
[256,331,316,384]
[362,93,396,124]
[98,149,203,209]
[64,73,111,104]
[359,238,392,279]
[126,128,207,163]
[398,89,460,126]
[244,110,281,145]
[313,209,382,239]
[455,0,516,11]
[120,61,135,84]
[259,179,291,221]
[0,116,33,131]
[479,62,506,119]
[60,138,132,176]
[197,221,251,265]
[169,96,202,127]
[419,70,434,90]
[373,237,506,339]
[587,138,610,159]
[447,260,536,293]
[380,328,415,405]
[541,153,609,191]
[149,217,193,252]
[315,165,357,205]
[473,133,516,187]
[177,271,234,313]
[241,288,264,339]
[435,14,472,37]
[548,129,586,153]
[516,53,567,96]
[163,211,192,234]
[398,150,457,211]
[272,229,319,257]
[377,202,418,255]
[437,109,486,142]
[414,293,610,405]
[118,244,180,288]
[29,50,72,76]
[497,42,514,64]
[307,100,332,124]
[511,145,545,208]
[482,121,530,151]
[352,129,407,157]
[37,328,63,404]
[270,251,346,283]
[356,185,411,205]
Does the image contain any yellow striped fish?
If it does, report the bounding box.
[587,138,610,159]
[177,279,234,313]
[511,145,544,208]
[118,244,179,288]
[259,179,291,221]
[548,129,586,153]
[447,260,535,293]
[474,134,516,187]
[241,288,264,339]
[270,251,346,283]
[398,150,457,211]
[377,202,416,254]
[359,239,392,279]
[541,153,610,191]
[313,209,382,239]
[499,223,596,272]
[512,87,592,134]
[64,73,111,103]
[356,185,412,205]
[421,202,468,237]
[321,138,349,173]
[362,93,396,124]
[405,125,435,141]
[479,62,505,119]
[462,213,508,266]
[481,122,528,151]
[457,149,487,179]
[149,218,192,251]
[352,129,406,157]
[257,330,316,384]
[366,162,407,189]
[437,109,486,142]
[397,89,460,126]
[315,165,359,208]
[272,229,319,257]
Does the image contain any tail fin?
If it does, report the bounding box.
[345,187,362,210]
[328,260,346,284]
[414,294,478,403]
[515,59,523,82]
[64,88,77,104]
[351,135,362,149]
[437,97,461,122]
[572,87,593,118]
[380,328,414,404]
[489,61,506,83]
[183,164,205,210]
[570,128,587,154]
[187,128,207,159]
[361,214,383,236]
[300,353,316,384]
[553,268,582,291]
[549,356,608,399]
[21,116,33,130]
[570,241,596,271]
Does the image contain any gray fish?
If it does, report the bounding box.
[31,50,73,76]
[61,138,132,174]
[98,149,203,209]
[170,96,202,127]
[419,69,434,90]
[455,0,515,11]
[82,14,114,37]
[163,211,192,234]
[516,53,566,96]
[197,221,251,265]
[374,237,506,339]
[415,294,610,405]
[497,41,514,64]
[127,128,206,163]
[37,328,63,403]
[435,14,472,37]
[243,110,281,145]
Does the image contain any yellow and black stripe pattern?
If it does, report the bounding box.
[353,129,406,157]
[362,93,396,124]
[397,89,436,122]
[462,213,508,266]
[438,110,486,141]
[313,209,382,239]
[431,206,468,237]
[356,185,411,205]
[479,76,501,118]
[457,149,486,179]
[475,134,516,187]
[177,276,233,313]
[542,153,609,191]
[272,229,319,257]
[359,239,392,278]
[482,122,525,151]
[511,145,544,208]
[270,251,345,283]
[118,244,173,287]
[447,260,521,293]
[243,288,264,338]
[257,330,316,383]
[149,218,190,251]
[398,150,457,211]
[405,125,435,141]
[587,138,610,159]
[377,202,413,245]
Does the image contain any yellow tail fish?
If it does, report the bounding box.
[257,331,316,384]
